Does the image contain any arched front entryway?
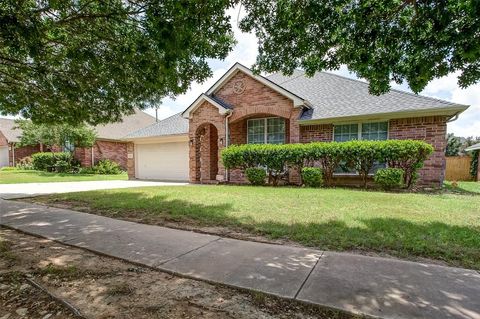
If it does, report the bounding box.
[193,123,219,183]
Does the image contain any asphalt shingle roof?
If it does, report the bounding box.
[93,109,156,140]
[0,109,156,142]
[125,112,189,139]
[267,70,467,121]
[0,118,21,142]
[125,67,468,139]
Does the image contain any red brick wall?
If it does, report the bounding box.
[300,124,333,142]
[389,116,447,187]
[189,101,226,183]
[213,71,303,183]
[11,144,41,166]
[75,140,128,169]
[215,71,302,144]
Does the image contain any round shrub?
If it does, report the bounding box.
[374,168,404,190]
[31,152,72,171]
[93,159,123,175]
[301,167,323,187]
[245,167,266,185]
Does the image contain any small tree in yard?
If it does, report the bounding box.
[15,120,96,153]
[446,133,462,156]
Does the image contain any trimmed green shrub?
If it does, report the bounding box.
[245,167,266,185]
[379,140,434,188]
[342,140,382,188]
[31,152,72,171]
[301,167,323,187]
[374,168,404,190]
[93,159,123,175]
[53,160,70,173]
[222,140,433,188]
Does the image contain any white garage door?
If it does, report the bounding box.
[136,142,189,181]
[0,146,9,168]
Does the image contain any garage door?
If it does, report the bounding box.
[0,146,9,168]
[136,142,189,181]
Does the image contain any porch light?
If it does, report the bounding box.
[189,139,194,146]
[219,138,224,146]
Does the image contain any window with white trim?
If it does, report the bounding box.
[333,122,388,142]
[247,117,286,144]
[333,121,388,174]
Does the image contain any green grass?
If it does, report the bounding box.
[444,181,480,194]
[39,184,480,270]
[0,169,128,184]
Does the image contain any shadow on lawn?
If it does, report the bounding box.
[66,191,480,271]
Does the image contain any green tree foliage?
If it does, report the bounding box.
[446,133,462,156]
[2,1,479,124]
[15,120,96,150]
[240,0,480,94]
[0,0,235,124]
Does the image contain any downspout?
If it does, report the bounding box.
[446,112,460,123]
[11,143,15,166]
[224,110,233,182]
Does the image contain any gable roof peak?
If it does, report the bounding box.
[206,63,311,108]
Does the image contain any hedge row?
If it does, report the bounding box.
[221,140,434,188]
[31,152,75,172]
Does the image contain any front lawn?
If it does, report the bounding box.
[33,185,480,270]
[0,169,128,184]
[444,181,480,194]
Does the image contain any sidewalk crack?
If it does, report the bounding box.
[294,251,324,299]
[156,237,222,267]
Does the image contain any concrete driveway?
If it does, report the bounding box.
[0,180,188,199]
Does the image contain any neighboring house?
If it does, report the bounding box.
[0,118,42,168]
[0,109,156,169]
[125,63,469,187]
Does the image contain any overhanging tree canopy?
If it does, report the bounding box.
[0,0,235,124]
[1,0,479,124]
[240,0,480,94]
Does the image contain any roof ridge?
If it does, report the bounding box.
[318,71,466,107]
[267,70,307,85]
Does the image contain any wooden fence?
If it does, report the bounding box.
[445,156,472,181]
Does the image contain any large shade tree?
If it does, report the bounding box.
[0,0,235,124]
[1,0,479,124]
[240,0,480,94]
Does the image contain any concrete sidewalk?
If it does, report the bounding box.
[1,199,479,319]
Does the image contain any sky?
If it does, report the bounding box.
[145,6,479,138]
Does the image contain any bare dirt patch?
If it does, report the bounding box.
[0,228,356,319]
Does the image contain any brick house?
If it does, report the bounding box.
[0,109,156,169]
[125,63,469,187]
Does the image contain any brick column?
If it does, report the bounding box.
[126,142,135,179]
